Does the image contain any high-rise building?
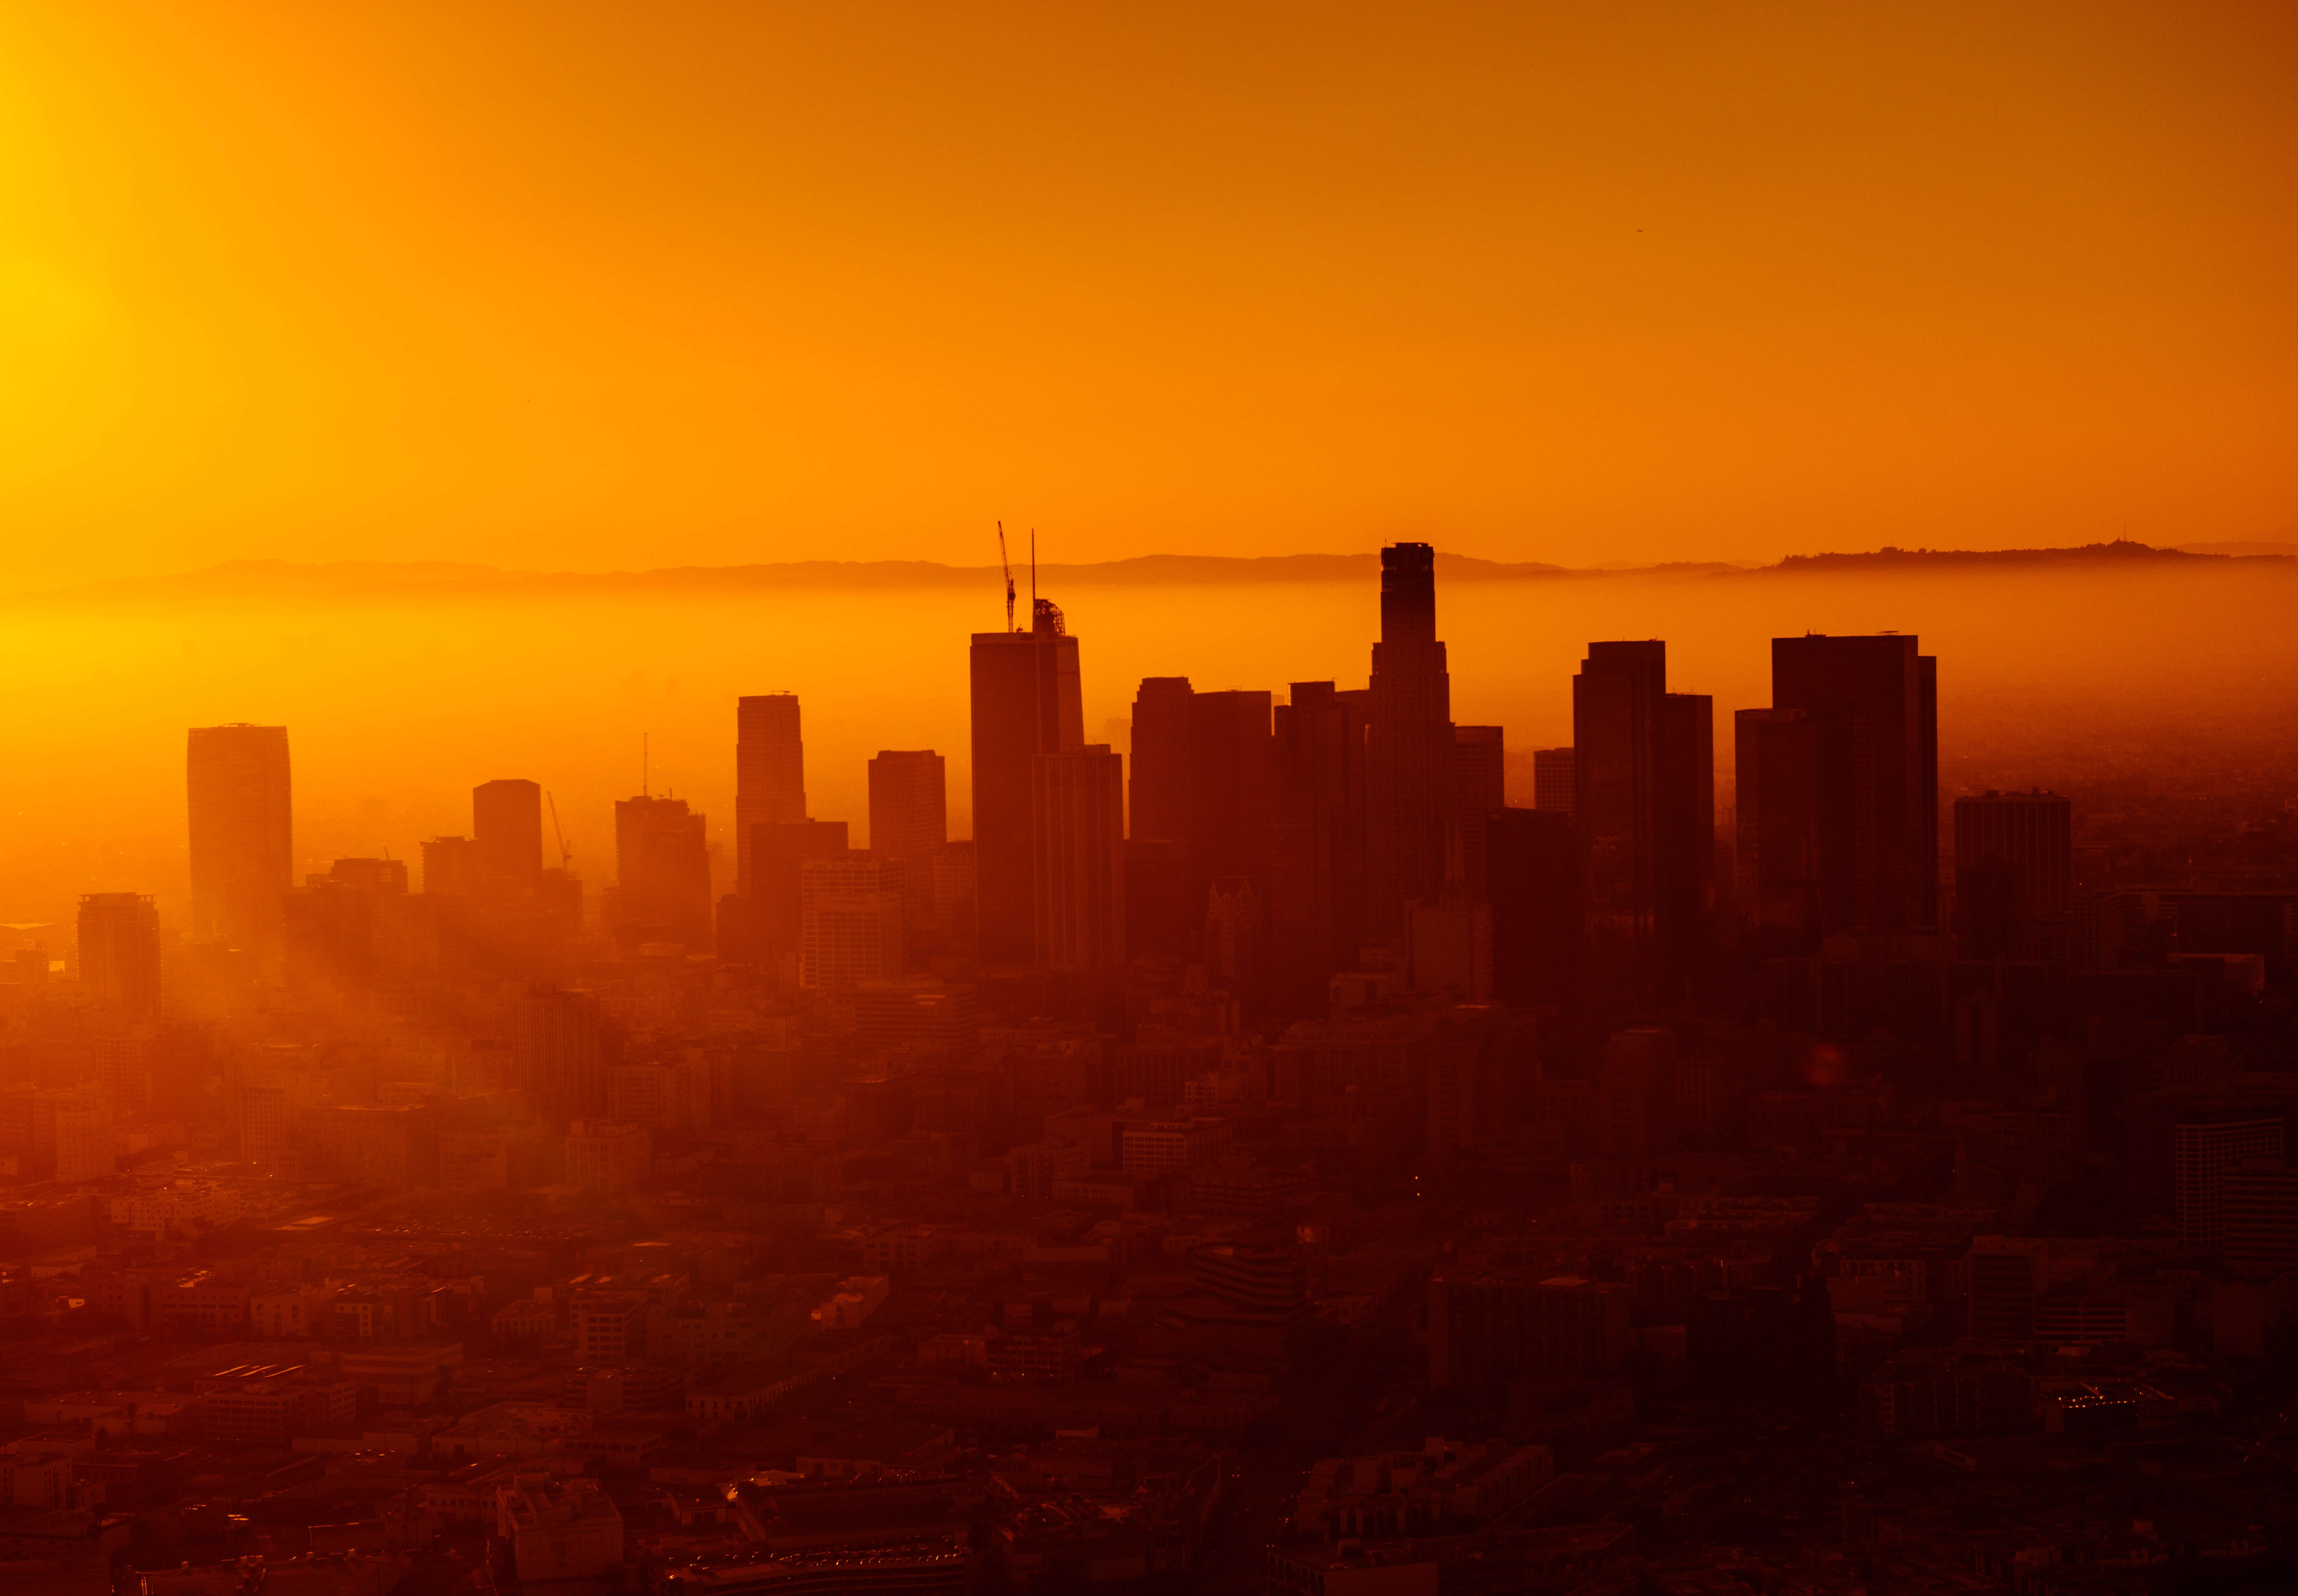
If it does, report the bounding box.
[1454,726,1505,904]
[1596,1027,1676,1167]
[1769,633,1940,933]
[1486,808,1579,1007]
[515,985,607,1125]
[868,750,947,946]
[613,796,713,950]
[1189,688,1277,902]
[1128,676,1195,846]
[187,724,292,959]
[2176,1116,2286,1250]
[78,893,161,1020]
[1954,790,2073,961]
[422,835,480,897]
[800,854,905,991]
[1366,544,1454,940]
[1271,680,1370,1010]
[1533,748,1576,818]
[741,818,849,964]
[474,779,545,900]
[1573,643,1664,1001]
[2226,1160,2298,1270]
[1654,693,1714,996]
[285,857,411,993]
[1033,746,1125,973]
[1734,708,1821,958]
[971,598,1083,964]
[735,694,806,895]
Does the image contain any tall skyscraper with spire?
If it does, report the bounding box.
[971,596,1083,964]
[1365,543,1454,940]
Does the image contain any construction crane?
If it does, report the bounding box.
[546,791,574,870]
[997,521,1016,632]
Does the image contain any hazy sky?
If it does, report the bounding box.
[2,2,2293,584]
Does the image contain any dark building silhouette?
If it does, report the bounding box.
[1126,676,1199,961]
[1366,543,1454,941]
[1734,708,1822,958]
[970,598,1083,964]
[1573,645,1712,1003]
[284,857,410,994]
[187,723,292,960]
[1033,745,1126,972]
[614,795,712,950]
[421,835,478,897]
[514,984,607,1125]
[473,779,544,900]
[869,750,947,946]
[1271,680,1370,1012]
[736,693,806,895]
[1770,633,1938,934]
[78,892,161,1020]
[1189,687,1277,900]
[738,817,850,965]
[1533,746,1576,818]
[1455,725,1505,904]
[1487,808,1579,1006]
[1955,790,2073,960]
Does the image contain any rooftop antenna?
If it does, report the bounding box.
[1031,528,1038,614]
[997,521,1016,632]
[642,733,649,798]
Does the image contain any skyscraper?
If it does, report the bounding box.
[1271,680,1369,1010]
[1033,745,1126,973]
[473,779,545,900]
[614,795,713,950]
[1486,808,1579,1007]
[736,694,806,895]
[1189,689,1277,902]
[1734,708,1822,958]
[1574,644,1713,1002]
[187,723,292,959]
[1954,790,2073,960]
[1454,725,1505,904]
[1533,747,1577,818]
[869,750,948,947]
[970,598,1083,964]
[1365,543,1453,940]
[800,854,905,992]
[1128,676,1195,846]
[741,818,849,965]
[1573,642,1664,1002]
[1769,633,1940,933]
[78,893,161,1020]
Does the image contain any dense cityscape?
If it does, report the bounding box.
[2,542,2295,1595]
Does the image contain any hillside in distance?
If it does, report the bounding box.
[11,540,2288,606]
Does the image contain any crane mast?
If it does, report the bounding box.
[997,521,1017,631]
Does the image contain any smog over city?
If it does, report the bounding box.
[1,7,2296,1596]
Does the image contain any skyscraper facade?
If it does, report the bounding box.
[1533,747,1577,818]
[800,854,905,992]
[613,795,713,950]
[78,893,162,1020]
[1128,676,1195,847]
[1954,790,2073,960]
[1769,633,1940,934]
[970,598,1083,964]
[1454,725,1505,904]
[187,723,292,959]
[1365,543,1454,940]
[1573,643,1665,1002]
[1271,680,1369,1011]
[1734,708,1822,958]
[868,750,947,943]
[473,779,545,900]
[736,694,806,895]
[1033,745,1126,973]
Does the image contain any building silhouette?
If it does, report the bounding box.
[1365,544,1454,941]
[970,598,1083,965]
[473,779,545,901]
[1454,725,1505,904]
[1486,808,1579,1006]
[1033,745,1126,973]
[736,693,806,895]
[1128,677,1195,847]
[868,750,947,948]
[1954,790,2073,960]
[613,795,712,950]
[1533,747,1576,818]
[1734,708,1820,959]
[1271,680,1370,1012]
[187,723,292,960]
[1769,633,1940,933]
[800,853,905,993]
[78,893,161,1020]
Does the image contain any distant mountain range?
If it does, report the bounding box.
[10,539,2290,604]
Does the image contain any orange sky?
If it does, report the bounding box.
[2,1,2293,584]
